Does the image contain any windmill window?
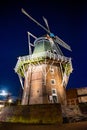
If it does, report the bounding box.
[50,68,54,74]
[52,88,58,103]
[51,79,56,85]
[52,89,56,94]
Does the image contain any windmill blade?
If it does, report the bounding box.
[54,36,72,51]
[21,8,50,34]
[21,8,72,52]
[54,42,64,56]
[43,16,50,33]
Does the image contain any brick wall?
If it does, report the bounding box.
[0,104,63,124]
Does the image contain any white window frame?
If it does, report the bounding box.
[51,79,56,85]
[52,88,58,103]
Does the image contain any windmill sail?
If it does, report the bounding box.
[21,8,50,34]
[54,42,64,56]
[54,36,72,51]
[43,16,50,32]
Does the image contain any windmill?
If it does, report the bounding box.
[14,9,73,105]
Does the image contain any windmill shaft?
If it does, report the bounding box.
[21,8,50,34]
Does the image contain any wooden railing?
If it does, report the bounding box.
[14,51,71,72]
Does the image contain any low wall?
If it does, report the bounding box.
[0,104,63,124]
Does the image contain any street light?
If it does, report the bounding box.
[8,99,13,103]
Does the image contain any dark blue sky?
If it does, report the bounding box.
[0,0,87,98]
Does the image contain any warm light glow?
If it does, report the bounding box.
[8,99,13,103]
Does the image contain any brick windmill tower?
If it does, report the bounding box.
[15,9,73,106]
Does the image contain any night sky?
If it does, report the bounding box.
[0,0,87,98]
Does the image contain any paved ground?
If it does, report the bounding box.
[0,121,87,130]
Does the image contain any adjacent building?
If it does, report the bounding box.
[66,87,87,105]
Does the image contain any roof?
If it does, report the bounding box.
[33,37,52,54]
